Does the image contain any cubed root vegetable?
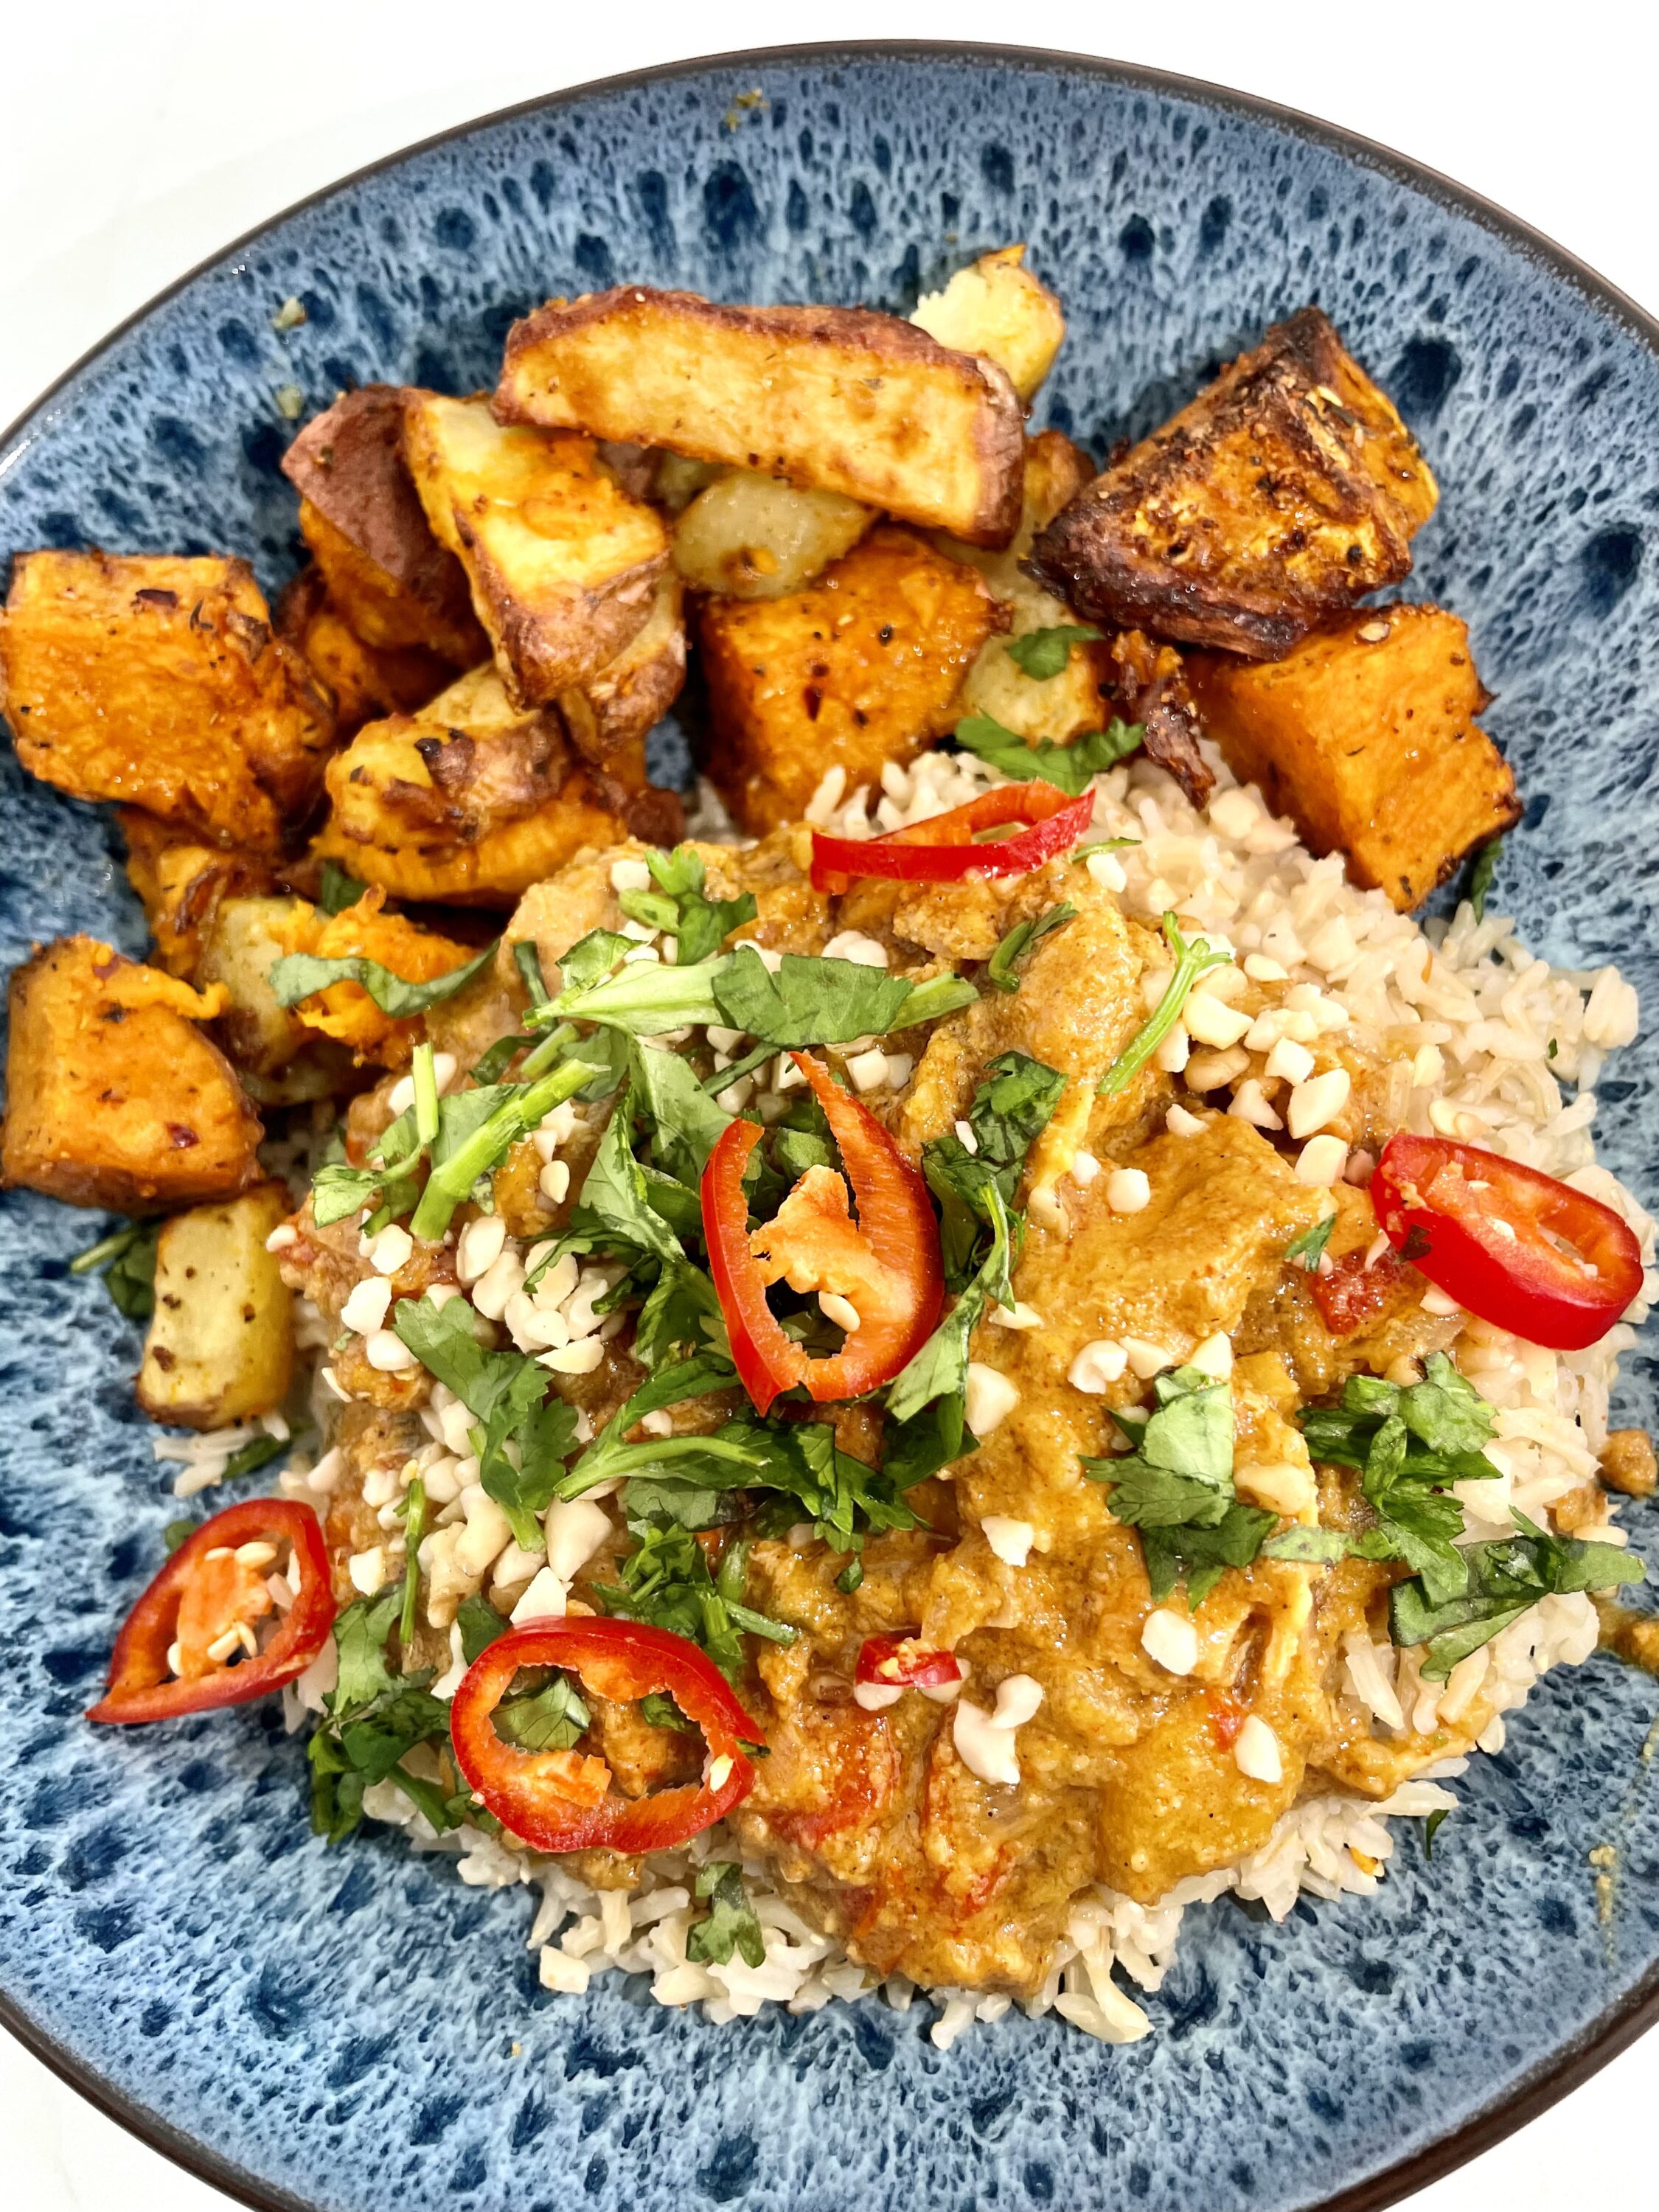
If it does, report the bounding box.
[137,1184,296,1427]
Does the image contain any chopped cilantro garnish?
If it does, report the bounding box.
[268,938,498,1019]
[1391,1512,1643,1678]
[686,1861,766,1969]
[954,712,1144,795]
[71,1219,160,1319]
[1004,624,1105,681]
[1423,1806,1451,1859]
[1284,1211,1337,1270]
[163,1517,196,1554]
[409,1058,598,1240]
[641,844,759,965]
[987,902,1076,995]
[307,1589,452,1843]
[1099,912,1233,1096]
[492,1672,591,1751]
[456,1593,511,1666]
[219,1430,293,1484]
[589,1523,795,1679]
[1467,837,1503,922]
[316,860,367,916]
[399,1476,428,1646]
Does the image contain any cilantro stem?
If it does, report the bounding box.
[400,1475,427,1647]
[70,1222,145,1273]
[409,1059,597,1239]
[517,1020,579,1081]
[1098,912,1232,1096]
[514,939,552,1007]
[411,1043,440,1147]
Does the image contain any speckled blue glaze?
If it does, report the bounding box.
[1,47,1658,2212]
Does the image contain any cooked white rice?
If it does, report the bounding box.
[283,738,1652,2047]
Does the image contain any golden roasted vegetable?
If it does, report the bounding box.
[401,392,669,704]
[283,386,485,661]
[196,895,326,1077]
[1186,605,1520,909]
[0,553,334,849]
[671,473,872,598]
[120,811,276,977]
[496,286,1026,547]
[911,246,1065,403]
[696,524,1005,833]
[297,500,485,664]
[312,667,681,905]
[276,566,455,739]
[136,1184,295,1428]
[557,574,686,768]
[1,937,262,1210]
[1030,307,1439,658]
[283,888,479,1065]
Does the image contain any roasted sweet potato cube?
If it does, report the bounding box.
[297,498,484,664]
[401,392,668,706]
[312,667,681,905]
[496,286,1026,547]
[120,810,276,977]
[1,937,263,1209]
[910,246,1065,403]
[137,1183,295,1428]
[1186,605,1520,909]
[276,566,456,739]
[282,887,479,1066]
[695,524,1004,834]
[0,553,334,849]
[1030,307,1439,658]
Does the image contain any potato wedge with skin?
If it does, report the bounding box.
[556,574,686,768]
[137,1184,294,1428]
[196,895,324,1077]
[276,566,457,740]
[696,524,1006,835]
[0,553,334,849]
[282,386,474,612]
[672,473,872,599]
[911,246,1065,404]
[401,392,669,705]
[298,499,486,664]
[496,287,1025,548]
[1030,307,1439,658]
[313,669,682,905]
[1186,605,1520,909]
[1,937,262,1211]
[120,811,276,978]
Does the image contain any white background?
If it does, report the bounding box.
[1,4,1655,2208]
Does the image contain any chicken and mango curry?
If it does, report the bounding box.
[1,248,1649,2043]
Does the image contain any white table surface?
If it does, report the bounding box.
[1,5,1654,2208]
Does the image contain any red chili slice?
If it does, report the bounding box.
[1309,1244,1415,1338]
[855,1634,964,1690]
[702,1051,942,1416]
[1371,1132,1644,1351]
[449,1617,762,1854]
[810,782,1093,892]
[87,1498,335,1725]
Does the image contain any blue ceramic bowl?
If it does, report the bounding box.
[2,44,1657,2212]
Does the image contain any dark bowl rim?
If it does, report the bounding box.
[2,37,1655,2212]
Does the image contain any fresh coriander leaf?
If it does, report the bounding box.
[591,1519,795,1677]
[220,1431,291,1484]
[987,902,1076,995]
[456,1593,510,1666]
[644,846,705,898]
[630,1040,734,1185]
[493,1673,591,1751]
[1423,1806,1451,1859]
[1262,1526,1350,1565]
[554,929,634,993]
[1391,1513,1644,1677]
[328,1589,404,1711]
[1141,1502,1279,1609]
[470,1032,534,1084]
[163,1517,196,1554]
[268,939,498,1018]
[1099,912,1233,1095]
[71,1219,160,1319]
[1284,1212,1337,1270]
[773,1126,834,1182]
[638,849,760,967]
[886,1183,1014,1424]
[617,887,683,934]
[545,946,730,1034]
[317,859,367,916]
[1004,625,1105,681]
[560,1422,769,1507]
[954,712,1144,796]
[1467,838,1503,923]
[712,945,914,1046]
[883,1395,979,1487]
[639,1690,696,1733]
[338,1686,451,1784]
[686,1861,766,1969]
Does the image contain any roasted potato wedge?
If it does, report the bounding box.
[120,810,276,978]
[401,392,669,706]
[276,566,456,740]
[0,553,334,849]
[1,937,262,1210]
[1030,307,1439,658]
[1186,605,1520,908]
[196,894,324,1077]
[672,473,872,599]
[557,575,686,767]
[696,524,1005,834]
[136,1183,294,1428]
[297,499,485,664]
[911,246,1065,403]
[313,668,681,905]
[496,287,1026,547]
[283,386,484,655]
